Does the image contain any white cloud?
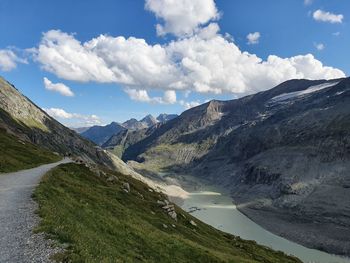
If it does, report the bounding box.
[145,0,219,37]
[179,100,201,109]
[0,49,26,71]
[44,107,101,126]
[124,88,177,104]
[35,30,179,90]
[124,89,152,102]
[34,0,346,101]
[247,32,261,45]
[314,43,325,51]
[197,23,220,40]
[304,0,313,6]
[45,108,74,119]
[35,30,345,97]
[313,9,344,24]
[163,90,177,104]
[43,77,74,96]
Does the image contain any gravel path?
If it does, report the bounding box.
[0,159,71,263]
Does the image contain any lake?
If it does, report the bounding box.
[174,187,350,263]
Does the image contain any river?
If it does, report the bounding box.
[173,187,350,263]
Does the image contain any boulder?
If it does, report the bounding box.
[107,175,118,183]
[122,182,130,192]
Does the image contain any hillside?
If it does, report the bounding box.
[0,127,61,173]
[119,77,350,256]
[0,77,114,169]
[34,162,300,263]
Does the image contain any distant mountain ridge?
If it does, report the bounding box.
[79,113,178,145]
[81,122,125,146]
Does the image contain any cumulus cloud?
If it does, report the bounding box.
[179,100,201,109]
[35,30,345,98]
[145,0,219,37]
[34,0,345,101]
[313,9,344,24]
[45,108,74,119]
[247,32,261,45]
[44,107,101,126]
[35,30,116,83]
[0,49,27,71]
[163,90,177,104]
[43,77,74,96]
[124,88,177,104]
[304,0,313,5]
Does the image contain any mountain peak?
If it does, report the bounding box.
[141,114,158,126]
[156,113,178,123]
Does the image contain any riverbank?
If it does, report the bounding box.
[237,203,350,258]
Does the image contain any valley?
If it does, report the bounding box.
[0,76,303,262]
[1,0,349,262]
[101,78,350,258]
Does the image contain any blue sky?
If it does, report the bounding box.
[0,0,348,127]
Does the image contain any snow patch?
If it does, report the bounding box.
[270,81,340,103]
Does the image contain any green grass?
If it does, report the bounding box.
[34,163,301,263]
[0,128,61,173]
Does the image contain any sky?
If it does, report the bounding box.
[0,0,348,127]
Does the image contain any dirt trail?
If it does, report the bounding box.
[0,158,70,263]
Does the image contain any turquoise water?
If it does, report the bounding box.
[177,189,350,263]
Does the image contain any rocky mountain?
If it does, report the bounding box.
[122,114,157,130]
[119,77,350,256]
[122,118,146,130]
[102,123,161,158]
[80,122,125,146]
[0,77,114,168]
[81,113,177,146]
[156,113,178,123]
[141,114,158,127]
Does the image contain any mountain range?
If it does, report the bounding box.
[2,74,350,257]
[77,113,178,146]
[0,75,300,262]
[106,77,350,256]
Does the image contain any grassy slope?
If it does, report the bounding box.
[34,163,301,263]
[0,128,61,173]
